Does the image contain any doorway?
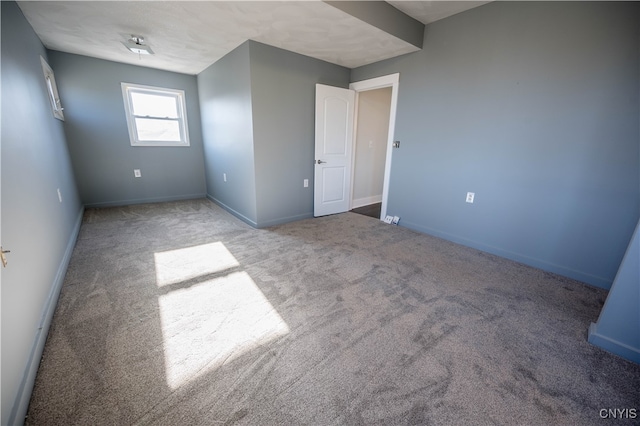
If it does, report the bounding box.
[350,87,392,219]
[313,73,399,220]
[349,73,399,220]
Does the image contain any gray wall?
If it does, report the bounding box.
[198,40,350,228]
[198,41,258,225]
[48,51,206,207]
[589,218,640,363]
[248,41,351,227]
[1,2,83,424]
[351,1,640,289]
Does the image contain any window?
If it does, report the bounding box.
[121,83,190,147]
[40,57,64,121]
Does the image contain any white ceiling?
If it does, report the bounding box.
[18,1,489,75]
[388,1,491,25]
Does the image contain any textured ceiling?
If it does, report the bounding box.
[387,1,491,25]
[17,1,489,75]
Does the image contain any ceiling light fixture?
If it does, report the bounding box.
[123,35,154,55]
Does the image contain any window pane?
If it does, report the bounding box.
[122,83,190,147]
[45,76,57,110]
[131,92,178,118]
[135,118,181,142]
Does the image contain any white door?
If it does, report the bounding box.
[314,84,355,217]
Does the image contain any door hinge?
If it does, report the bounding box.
[1,247,10,268]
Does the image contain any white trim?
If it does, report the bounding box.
[121,82,190,147]
[40,56,64,121]
[350,92,360,212]
[349,73,400,220]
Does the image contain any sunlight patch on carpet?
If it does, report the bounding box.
[154,242,239,287]
[158,270,290,390]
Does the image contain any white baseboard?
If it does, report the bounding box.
[351,195,382,209]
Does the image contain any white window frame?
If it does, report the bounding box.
[40,56,64,121]
[121,82,190,147]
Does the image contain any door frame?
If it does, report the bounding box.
[349,73,399,220]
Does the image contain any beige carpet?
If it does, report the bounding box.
[26,199,640,425]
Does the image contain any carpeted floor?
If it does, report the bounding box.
[26,199,640,425]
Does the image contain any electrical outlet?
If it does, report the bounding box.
[134,169,141,178]
[466,192,475,203]
[383,215,393,224]
[223,173,227,182]
[392,216,400,225]
[303,179,309,188]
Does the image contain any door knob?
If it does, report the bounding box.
[1,247,10,268]
[316,160,326,164]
